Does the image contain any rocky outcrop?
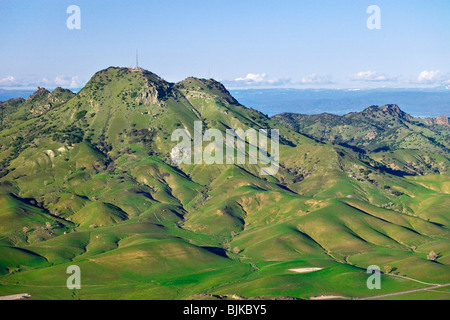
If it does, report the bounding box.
[135,83,162,105]
[425,115,449,127]
[436,116,449,126]
[30,103,52,115]
[26,87,50,101]
[27,87,74,115]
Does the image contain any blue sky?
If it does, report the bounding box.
[0,0,449,90]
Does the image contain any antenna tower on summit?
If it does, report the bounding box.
[136,49,139,68]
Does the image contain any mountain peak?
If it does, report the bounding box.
[381,104,400,112]
[88,66,167,84]
[26,87,50,101]
[176,77,239,105]
[77,66,173,106]
[362,104,411,120]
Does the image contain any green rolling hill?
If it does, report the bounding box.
[0,67,448,300]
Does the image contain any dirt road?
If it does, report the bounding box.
[357,283,450,300]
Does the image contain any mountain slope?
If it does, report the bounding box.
[0,67,449,300]
[273,105,449,155]
[273,104,450,175]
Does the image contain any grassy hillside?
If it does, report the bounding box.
[0,67,448,300]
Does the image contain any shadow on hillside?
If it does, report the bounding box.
[201,246,229,258]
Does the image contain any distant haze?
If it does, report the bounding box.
[230,88,450,118]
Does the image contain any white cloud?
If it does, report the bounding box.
[0,74,82,89]
[300,73,333,85]
[0,75,16,86]
[54,76,68,86]
[406,70,450,86]
[70,76,80,88]
[416,70,443,83]
[230,73,291,87]
[54,75,80,88]
[235,73,267,83]
[350,71,395,82]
